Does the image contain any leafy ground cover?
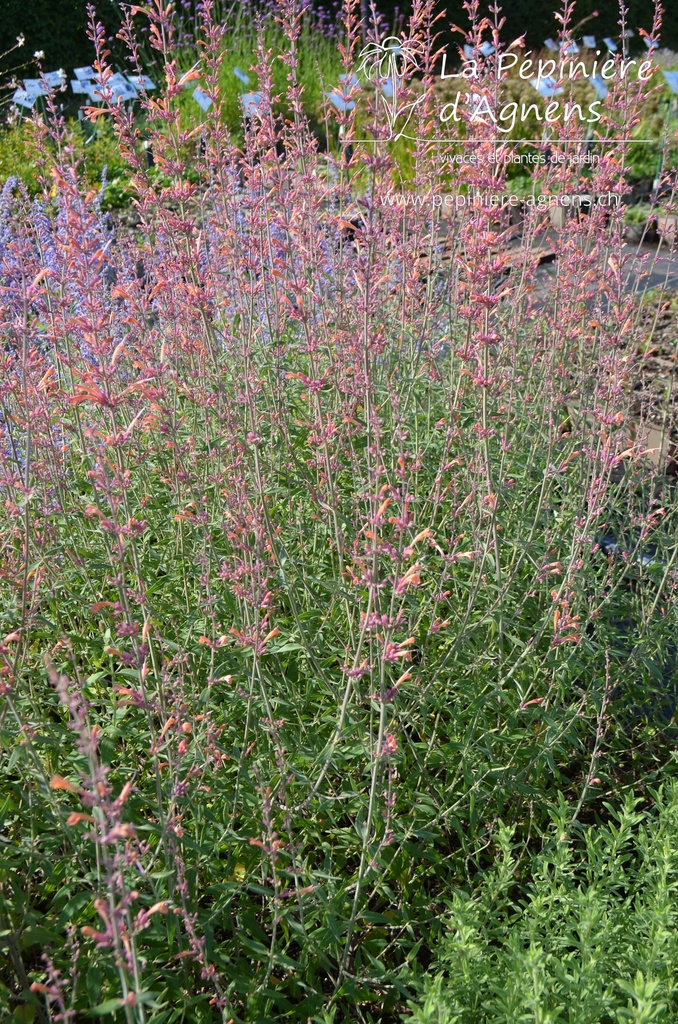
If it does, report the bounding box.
[0,0,677,1022]
[408,788,678,1023]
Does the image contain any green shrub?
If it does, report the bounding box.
[625,202,655,226]
[407,787,678,1024]
[0,118,130,197]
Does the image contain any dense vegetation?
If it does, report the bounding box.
[0,0,677,1021]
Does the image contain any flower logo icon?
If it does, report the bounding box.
[356,36,426,140]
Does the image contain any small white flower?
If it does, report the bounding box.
[57,69,65,78]
[34,50,45,60]
[17,34,25,47]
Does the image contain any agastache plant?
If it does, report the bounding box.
[0,0,677,1019]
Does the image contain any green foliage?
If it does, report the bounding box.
[201,8,343,132]
[0,122,42,193]
[0,118,129,197]
[406,787,678,1023]
[625,201,654,225]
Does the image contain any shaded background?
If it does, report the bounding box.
[0,0,676,81]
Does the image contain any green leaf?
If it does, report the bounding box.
[89,997,126,1016]
[13,1005,36,1023]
